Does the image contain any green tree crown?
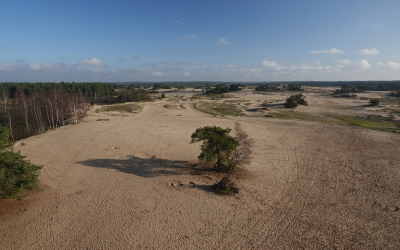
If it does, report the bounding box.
[191,126,238,171]
[0,125,43,200]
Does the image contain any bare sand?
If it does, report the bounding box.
[1,89,400,249]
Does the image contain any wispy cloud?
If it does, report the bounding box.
[183,72,191,77]
[355,48,379,55]
[393,55,400,59]
[310,48,344,54]
[151,71,164,76]
[378,61,400,69]
[77,58,106,66]
[173,20,187,25]
[217,37,231,45]
[337,59,351,64]
[182,34,197,39]
[260,60,340,73]
[0,62,15,71]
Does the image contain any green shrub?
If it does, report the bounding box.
[161,93,166,98]
[0,125,42,201]
[284,94,308,108]
[284,97,298,108]
[369,99,380,106]
[191,123,254,173]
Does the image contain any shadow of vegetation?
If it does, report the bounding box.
[343,104,371,110]
[77,156,218,193]
[78,156,217,178]
[264,103,285,109]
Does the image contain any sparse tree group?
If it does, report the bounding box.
[0,87,89,141]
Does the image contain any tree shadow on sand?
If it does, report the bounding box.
[77,156,218,192]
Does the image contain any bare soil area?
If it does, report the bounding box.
[1,88,400,249]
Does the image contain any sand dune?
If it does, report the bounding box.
[1,89,400,249]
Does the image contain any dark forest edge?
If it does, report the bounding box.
[0,82,153,141]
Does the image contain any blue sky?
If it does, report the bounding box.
[1,0,400,82]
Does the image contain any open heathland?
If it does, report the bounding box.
[1,87,400,249]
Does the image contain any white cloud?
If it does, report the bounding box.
[240,68,262,73]
[183,72,191,77]
[337,59,351,64]
[262,60,279,67]
[218,37,231,45]
[310,48,344,54]
[393,55,400,59]
[29,63,41,70]
[220,64,237,69]
[357,59,371,69]
[313,60,320,65]
[355,48,379,55]
[182,35,197,39]
[378,61,400,69]
[78,58,106,66]
[298,64,323,71]
[151,72,164,76]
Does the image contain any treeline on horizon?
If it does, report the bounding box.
[103,80,400,90]
[2,80,400,91]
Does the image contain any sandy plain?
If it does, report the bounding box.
[1,88,400,249]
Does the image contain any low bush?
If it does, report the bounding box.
[284,94,308,108]
[369,99,380,106]
[212,176,239,195]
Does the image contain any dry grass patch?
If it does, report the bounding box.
[191,93,236,100]
[266,110,400,133]
[378,97,400,105]
[167,95,190,102]
[223,99,251,103]
[194,101,245,116]
[164,104,187,109]
[96,103,143,114]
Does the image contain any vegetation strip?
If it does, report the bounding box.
[266,111,400,133]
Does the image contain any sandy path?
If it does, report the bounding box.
[1,96,400,249]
